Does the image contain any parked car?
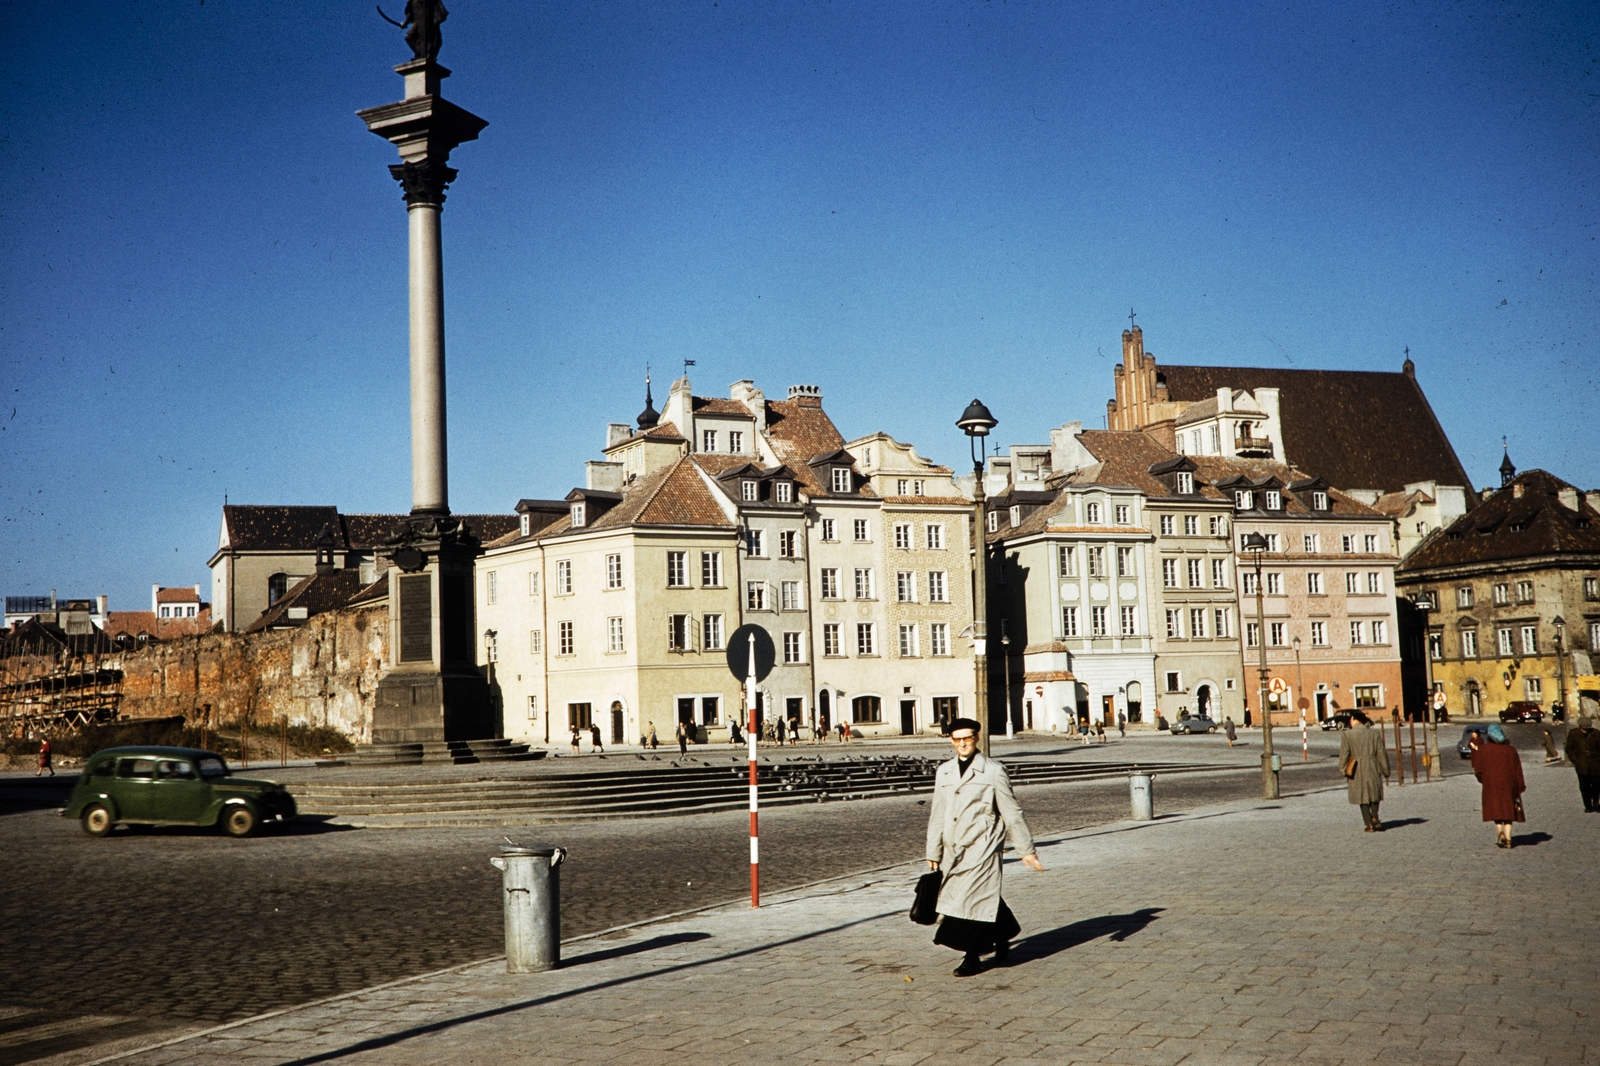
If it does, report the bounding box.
[1169,715,1217,735]
[1457,724,1492,758]
[63,747,297,837]
[1319,713,1353,731]
[1498,703,1544,724]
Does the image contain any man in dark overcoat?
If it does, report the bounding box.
[1563,716,1599,812]
[925,719,1042,976]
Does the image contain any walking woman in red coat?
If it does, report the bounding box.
[1471,724,1525,849]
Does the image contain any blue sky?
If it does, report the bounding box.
[2,1,1596,613]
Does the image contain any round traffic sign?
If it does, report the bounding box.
[1432,691,1447,708]
[1269,676,1287,694]
[726,625,776,682]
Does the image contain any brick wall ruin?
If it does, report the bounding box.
[112,603,387,742]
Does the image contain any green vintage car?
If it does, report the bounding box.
[63,746,297,837]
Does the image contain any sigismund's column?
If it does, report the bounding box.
[358,6,494,746]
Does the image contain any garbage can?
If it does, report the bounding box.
[1128,772,1154,821]
[490,843,565,973]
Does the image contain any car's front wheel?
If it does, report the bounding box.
[220,804,257,838]
[81,804,114,837]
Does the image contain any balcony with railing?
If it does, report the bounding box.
[1234,434,1274,457]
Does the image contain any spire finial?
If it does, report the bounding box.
[636,364,661,430]
[1128,307,1137,331]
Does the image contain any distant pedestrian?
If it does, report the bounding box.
[1339,710,1390,832]
[1224,717,1237,747]
[925,718,1043,977]
[570,727,581,755]
[1117,713,1126,738]
[789,718,799,746]
[1541,730,1561,763]
[1564,716,1600,812]
[648,722,659,749]
[35,737,53,778]
[676,720,688,755]
[1472,723,1526,848]
[730,719,743,745]
[590,723,603,753]
[842,720,853,743]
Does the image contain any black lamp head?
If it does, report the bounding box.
[957,399,998,438]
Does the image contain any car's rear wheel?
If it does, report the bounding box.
[221,804,256,838]
[81,804,113,837]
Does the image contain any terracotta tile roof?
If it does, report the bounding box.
[692,397,754,416]
[1183,457,1381,517]
[607,421,687,449]
[1371,489,1433,518]
[346,577,388,606]
[1154,365,1472,496]
[1400,470,1600,572]
[1074,432,1231,501]
[762,399,847,492]
[244,571,368,633]
[530,457,737,542]
[155,587,201,603]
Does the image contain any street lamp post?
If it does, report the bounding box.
[1417,597,1441,780]
[1241,532,1279,798]
[1553,616,1567,723]
[1001,628,1014,739]
[958,399,998,757]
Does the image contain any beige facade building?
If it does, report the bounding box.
[479,377,977,746]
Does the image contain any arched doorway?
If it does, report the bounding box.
[818,689,831,736]
[1194,684,1211,720]
[610,701,625,746]
[1126,681,1143,723]
[1465,680,1481,717]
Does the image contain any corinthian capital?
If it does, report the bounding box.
[388,160,458,206]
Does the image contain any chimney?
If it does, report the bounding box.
[97,595,108,618]
[606,423,632,449]
[1587,490,1600,512]
[730,380,766,433]
[151,584,160,612]
[788,384,822,407]
[1558,487,1579,511]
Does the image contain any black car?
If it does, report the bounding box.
[1457,724,1492,758]
[1499,703,1544,724]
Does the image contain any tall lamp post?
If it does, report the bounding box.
[1553,616,1567,723]
[1417,596,1442,780]
[1293,635,1307,762]
[1001,627,1014,739]
[958,399,998,757]
[1241,532,1279,798]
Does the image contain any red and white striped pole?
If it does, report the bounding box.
[1300,708,1309,762]
[746,634,760,907]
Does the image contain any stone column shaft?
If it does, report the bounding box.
[408,202,448,515]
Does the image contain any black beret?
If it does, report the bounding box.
[945,718,982,735]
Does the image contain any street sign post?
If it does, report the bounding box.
[726,626,774,908]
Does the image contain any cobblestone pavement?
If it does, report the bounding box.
[87,748,1598,1066]
[0,736,1347,1064]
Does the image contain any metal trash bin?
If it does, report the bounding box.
[489,843,565,973]
[1128,772,1154,821]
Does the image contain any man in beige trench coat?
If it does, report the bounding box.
[1339,710,1391,831]
[926,718,1043,976]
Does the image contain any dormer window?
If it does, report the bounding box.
[775,481,792,503]
[1176,472,1194,495]
[913,479,924,495]
[831,467,851,493]
[519,514,531,537]
[1265,491,1281,511]
[897,479,909,495]
[986,511,1000,533]
[729,431,744,453]
[742,480,759,502]
[1235,490,1254,510]
[1312,491,1328,511]
[571,503,586,528]
[702,430,717,452]
[1009,506,1021,528]
[1086,502,1103,524]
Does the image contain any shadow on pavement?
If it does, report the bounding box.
[271,909,902,1066]
[1511,831,1553,847]
[1008,907,1164,965]
[1380,818,1428,830]
[564,931,712,969]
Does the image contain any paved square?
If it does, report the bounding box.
[102,756,1598,1066]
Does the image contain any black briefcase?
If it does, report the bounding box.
[909,870,942,925]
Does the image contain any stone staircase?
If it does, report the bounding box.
[289,755,1227,827]
[343,738,544,766]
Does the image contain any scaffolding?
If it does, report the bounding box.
[1,623,123,734]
